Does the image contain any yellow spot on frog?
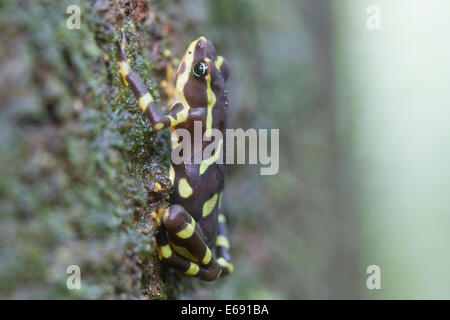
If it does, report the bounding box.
[202,247,212,265]
[215,56,224,70]
[216,235,230,249]
[185,262,200,275]
[159,245,172,259]
[138,93,153,111]
[202,193,218,217]
[218,213,226,223]
[119,61,129,86]
[154,182,162,191]
[169,165,175,184]
[178,178,193,198]
[154,122,164,130]
[176,219,195,239]
[217,257,234,273]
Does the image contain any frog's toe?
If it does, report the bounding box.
[197,263,221,282]
[217,257,234,275]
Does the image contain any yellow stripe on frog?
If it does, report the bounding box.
[199,139,223,175]
[185,262,200,276]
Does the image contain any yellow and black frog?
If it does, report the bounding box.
[116,31,233,281]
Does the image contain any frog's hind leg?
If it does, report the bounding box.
[154,219,200,277]
[158,205,222,282]
[215,212,234,276]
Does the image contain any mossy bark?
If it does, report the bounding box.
[0,0,190,299]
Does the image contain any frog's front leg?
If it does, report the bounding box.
[155,205,222,282]
[116,31,188,130]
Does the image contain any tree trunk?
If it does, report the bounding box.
[0,0,187,299]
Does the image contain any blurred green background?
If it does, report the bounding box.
[1,0,450,299]
[181,0,450,299]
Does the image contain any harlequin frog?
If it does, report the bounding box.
[116,31,233,281]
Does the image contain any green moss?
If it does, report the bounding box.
[0,0,184,299]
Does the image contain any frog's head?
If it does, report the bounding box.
[175,36,229,108]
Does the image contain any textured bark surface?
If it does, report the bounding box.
[0,0,191,299]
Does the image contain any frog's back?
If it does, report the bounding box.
[170,106,227,246]
[116,33,233,281]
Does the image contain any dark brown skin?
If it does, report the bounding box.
[117,32,233,281]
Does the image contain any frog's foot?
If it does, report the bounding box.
[155,205,221,282]
[215,212,234,276]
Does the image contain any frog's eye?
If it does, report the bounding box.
[192,61,209,79]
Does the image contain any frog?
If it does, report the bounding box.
[116,31,233,281]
